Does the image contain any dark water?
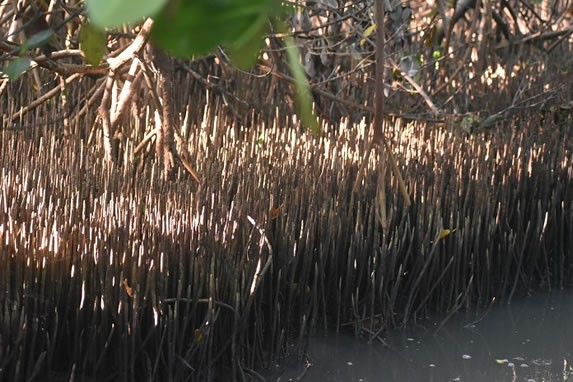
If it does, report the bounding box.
[263,290,573,381]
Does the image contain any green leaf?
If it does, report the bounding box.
[151,0,277,58]
[226,14,268,68]
[20,29,54,53]
[281,25,320,134]
[86,0,167,29]
[3,57,32,81]
[360,23,376,46]
[79,22,107,66]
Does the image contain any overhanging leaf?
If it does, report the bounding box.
[282,30,320,134]
[20,29,54,53]
[226,15,268,69]
[86,0,167,29]
[3,57,32,81]
[79,22,107,66]
[151,0,277,57]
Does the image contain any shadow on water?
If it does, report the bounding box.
[264,290,573,382]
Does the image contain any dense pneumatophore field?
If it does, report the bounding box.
[1,112,572,381]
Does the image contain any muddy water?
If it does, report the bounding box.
[264,290,573,381]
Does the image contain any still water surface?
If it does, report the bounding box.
[264,290,573,381]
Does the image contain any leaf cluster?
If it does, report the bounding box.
[87,0,283,68]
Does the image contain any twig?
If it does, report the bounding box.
[389,57,440,117]
[433,276,474,335]
[242,367,266,382]
[463,297,496,328]
[360,325,390,347]
[73,77,106,126]
[294,357,311,382]
[258,62,446,124]
[0,40,107,75]
[10,72,81,121]
[133,127,160,156]
[352,139,375,194]
[257,63,374,114]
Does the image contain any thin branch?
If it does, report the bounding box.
[10,72,82,121]
[72,78,106,126]
[389,57,440,117]
[257,63,374,114]
[133,127,160,156]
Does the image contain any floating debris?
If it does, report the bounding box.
[532,359,553,366]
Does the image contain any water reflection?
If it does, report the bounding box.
[265,290,573,381]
